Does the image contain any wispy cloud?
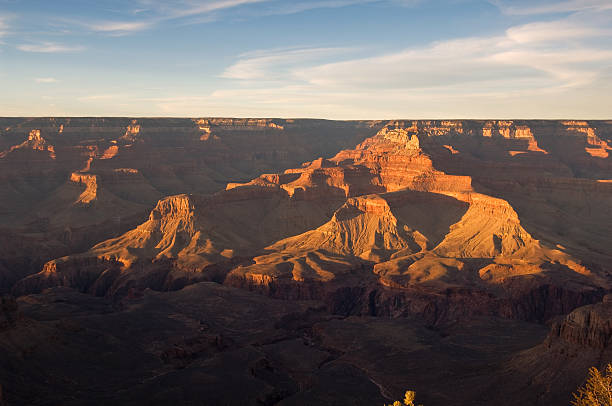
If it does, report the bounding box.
[135,0,376,19]
[35,77,59,83]
[505,19,612,43]
[217,3,609,93]
[17,42,85,53]
[84,0,269,34]
[160,0,269,18]
[242,0,422,18]
[5,0,611,118]
[220,5,612,92]
[83,0,410,35]
[254,0,379,16]
[492,0,612,15]
[0,15,11,43]
[221,47,355,80]
[88,20,153,34]
[207,5,612,118]
[77,93,130,102]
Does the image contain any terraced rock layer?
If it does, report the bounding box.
[13,120,612,325]
[2,118,612,406]
[0,118,381,290]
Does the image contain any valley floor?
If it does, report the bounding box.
[3,282,601,406]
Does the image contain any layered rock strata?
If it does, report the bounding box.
[13,121,611,325]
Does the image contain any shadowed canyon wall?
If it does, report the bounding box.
[0,118,382,290]
[1,118,612,405]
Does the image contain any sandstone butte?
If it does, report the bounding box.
[0,117,611,405]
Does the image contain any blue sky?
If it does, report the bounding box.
[1,0,611,118]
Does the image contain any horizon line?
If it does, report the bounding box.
[2,116,612,121]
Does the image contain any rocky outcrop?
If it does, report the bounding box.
[224,269,604,326]
[11,256,124,296]
[0,129,56,159]
[3,118,612,406]
[69,172,99,205]
[0,296,19,330]
[545,295,612,349]
[12,121,610,312]
[496,297,612,406]
[0,118,383,290]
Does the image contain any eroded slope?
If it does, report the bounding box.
[15,122,610,324]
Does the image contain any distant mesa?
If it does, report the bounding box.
[0,129,56,159]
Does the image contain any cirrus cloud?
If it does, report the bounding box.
[221,47,355,80]
[210,5,612,118]
[35,77,59,83]
[17,42,85,53]
[491,0,612,15]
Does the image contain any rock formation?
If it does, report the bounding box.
[0,118,381,286]
[483,296,612,405]
[2,118,612,405]
[13,120,611,326]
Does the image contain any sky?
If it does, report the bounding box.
[0,0,611,118]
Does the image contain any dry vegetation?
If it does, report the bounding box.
[384,390,422,406]
[572,364,612,406]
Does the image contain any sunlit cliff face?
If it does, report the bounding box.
[1,117,611,406]
[4,119,609,318]
[561,121,612,158]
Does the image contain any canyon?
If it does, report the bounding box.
[1,118,611,405]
